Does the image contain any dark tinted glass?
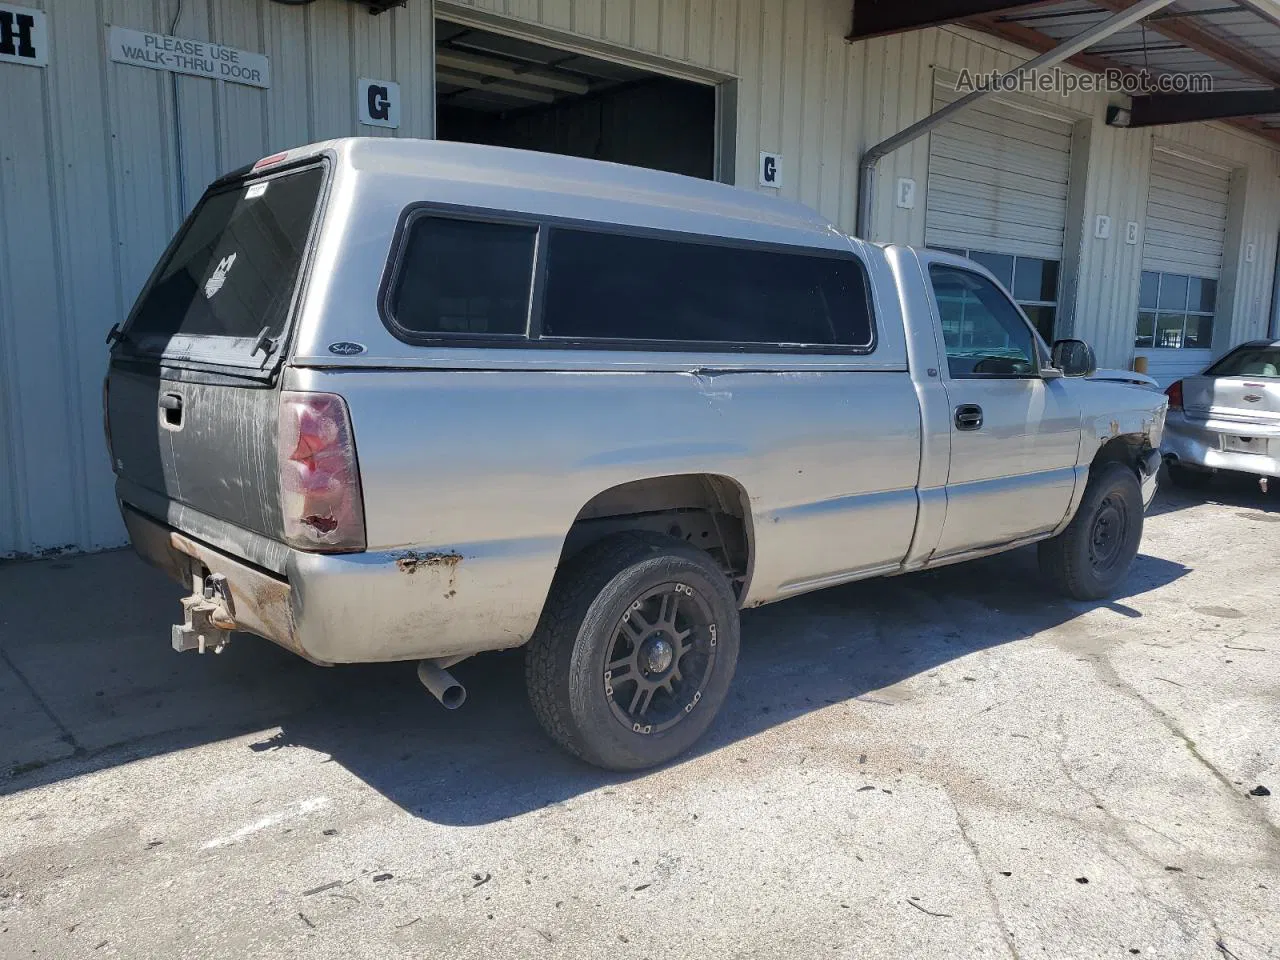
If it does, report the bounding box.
[1013,257,1059,303]
[128,168,324,346]
[930,265,1036,378]
[1184,314,1213,348]
[1155,313,1186,348]
[1135,311,1155,348]
[1206,346,1280,377]
[391,217,536,336]
[540,229,874,348]
[1138,272,1160,310]
[969,251,1014,289]
[1187,277,1217,314]
[1021,304,1056,342]
[1157,273,1189,311]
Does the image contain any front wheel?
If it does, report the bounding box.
[525,532,740,771]
[1039,462,1144,601]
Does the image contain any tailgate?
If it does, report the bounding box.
[106,161,328,557]
[107,367,284,543]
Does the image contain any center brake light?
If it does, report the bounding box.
[279,392,366,552]
[1164,379,1184,411]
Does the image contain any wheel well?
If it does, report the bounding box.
[1091,435,1147,476]
[559,475,753,596]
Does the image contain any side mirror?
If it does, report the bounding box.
[1050,338,1097,378]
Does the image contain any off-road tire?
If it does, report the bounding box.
[525,532,740,771]
[1039,462,1144,601]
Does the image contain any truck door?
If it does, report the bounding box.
[925,262,1081,557]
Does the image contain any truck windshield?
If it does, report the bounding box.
[1205,346,1280,378]
[125,166,324,355]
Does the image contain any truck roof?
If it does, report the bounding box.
[265,137,853,253]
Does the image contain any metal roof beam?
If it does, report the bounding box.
[435,69,557,104]
[435,49,591,95]
[1092,0,1280,86]
[1110,88,1280,126]
[965,12,1280,145]
[846,0,1055,41]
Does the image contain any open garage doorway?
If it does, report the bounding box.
[435,20,721,181]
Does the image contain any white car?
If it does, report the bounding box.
[1162,341,1280,491]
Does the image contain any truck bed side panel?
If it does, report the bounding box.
[281,364,921,663]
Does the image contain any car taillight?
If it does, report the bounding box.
[1164,379,1183,411]
[278,392,366,553]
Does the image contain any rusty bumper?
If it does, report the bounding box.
[121,505,318,663]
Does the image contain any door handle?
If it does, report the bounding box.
[955,403,983,431]
[159,393,183,427]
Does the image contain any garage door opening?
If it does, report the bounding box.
[435,21,718,180]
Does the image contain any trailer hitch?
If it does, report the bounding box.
[172,571,237,654]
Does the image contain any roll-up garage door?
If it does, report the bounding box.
[1137,147,1230,385]
[925,85,1073,341]
[925,88,1073,260]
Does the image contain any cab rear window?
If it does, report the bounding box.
[126,166,324,351]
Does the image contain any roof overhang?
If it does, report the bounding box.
[848,0,1280,145]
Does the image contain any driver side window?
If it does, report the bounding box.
[929,264,1037,379]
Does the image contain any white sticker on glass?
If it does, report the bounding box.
[204,252,237,299]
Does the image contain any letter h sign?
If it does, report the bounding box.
[0,5,48,67]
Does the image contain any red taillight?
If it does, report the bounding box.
[278,392,366,552]
[1164,379,1184,411]
[253,150,289,171]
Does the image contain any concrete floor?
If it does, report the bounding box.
[1,480,1277,960]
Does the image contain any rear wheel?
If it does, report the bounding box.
[1039,462,1144,601]
[526,532,740,771]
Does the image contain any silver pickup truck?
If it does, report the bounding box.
[105,138,1166,770]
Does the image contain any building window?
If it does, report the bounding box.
[1135,271,1216,349]
[933,248,1059,342]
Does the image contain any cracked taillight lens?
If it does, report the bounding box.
[278,392,366,553]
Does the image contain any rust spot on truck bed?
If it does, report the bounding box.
[396,551,463,575]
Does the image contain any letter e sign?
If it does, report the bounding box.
[759,151,781,188]
[358,78,400,129]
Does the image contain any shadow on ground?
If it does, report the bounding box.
[1147,466,1280,518]
[0,504,1201,825]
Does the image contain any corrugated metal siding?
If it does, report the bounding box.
[0,0,434,557]
[5,3,1280,555]
[925,84,1073,260]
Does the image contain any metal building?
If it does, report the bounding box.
[3,0,1280,557]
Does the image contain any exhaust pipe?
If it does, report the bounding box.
[417,658,466,710]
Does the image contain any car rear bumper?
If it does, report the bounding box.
[121,502,547,665]
[1161,412,1280,478]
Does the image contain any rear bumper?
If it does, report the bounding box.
[122,505,311,661]
[121,503,548,664]
[1161,412,1280,478]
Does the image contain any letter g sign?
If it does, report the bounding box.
[357,77,400,129]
